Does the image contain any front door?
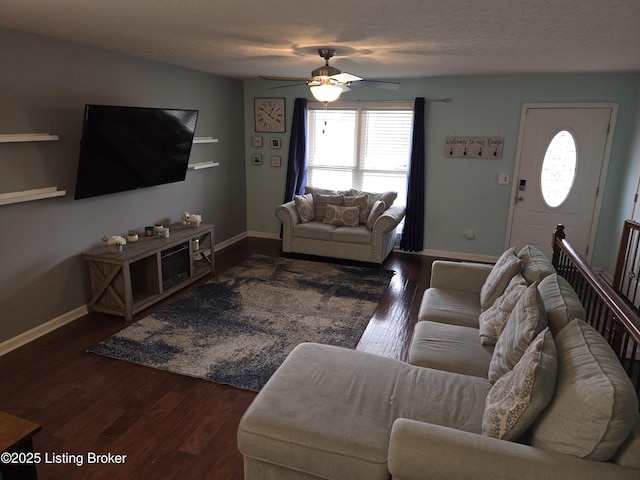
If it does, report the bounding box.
[507,104,616,261]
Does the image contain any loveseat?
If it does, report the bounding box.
[237,245,640,479]
[276,186,406,264]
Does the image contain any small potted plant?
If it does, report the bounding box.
[127,229,139,243]
[103,235,127,253]
[188,214,202,227]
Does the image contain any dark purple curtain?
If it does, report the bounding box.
[284,98,308,203]
[400,97,426,252]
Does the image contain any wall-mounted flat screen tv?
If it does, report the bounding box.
[74,104,198,199]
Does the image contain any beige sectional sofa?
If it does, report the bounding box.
[276,186,406,264]
[237,246,640,479]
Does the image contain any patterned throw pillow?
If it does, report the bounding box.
[483,328,557,441]
[294,194,315,223]
[344,194,369,224]
[323,205,360,227]
[480,247,523,311]
[314,194,344,220]
[488,282,547,383]
[366,200,386,229]
[479,274,528,346]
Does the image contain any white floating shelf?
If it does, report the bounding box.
[193,137,219,144]
[0,133,59,143]
[188,162,220,170]
[0,187,66,206]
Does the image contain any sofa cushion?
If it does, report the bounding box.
[344,194,369,224]
[293,221,337,241]
[238,343,407,480]
[518,245,556,284]
[294,193,315,223]
[390,363,490,435]
[478,273,528,346]
[314,194,344,220]
[530,319,639,461]
[612,414,640,469]
[483,328,557,441]
[362,190,397,210]
[331,225,372,244]
[480,247,523,310]
[537,274,585,335]
[366,200,386,229]
[418,288,481,328]
[324,204,360,226]
[489,282,547,383]
[409,321,493,378]
[305,186,355,197]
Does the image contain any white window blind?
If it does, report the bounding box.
[307,102,413,207]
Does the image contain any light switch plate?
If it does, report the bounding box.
[498,174,510,185]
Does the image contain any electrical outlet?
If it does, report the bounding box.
[465,229,475,240]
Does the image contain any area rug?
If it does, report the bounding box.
[88,255,394,391]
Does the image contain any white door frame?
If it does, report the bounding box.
[504,102,618,262]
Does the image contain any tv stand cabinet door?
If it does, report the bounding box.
[84,257,134,320]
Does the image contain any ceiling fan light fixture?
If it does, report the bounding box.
[310,82,344,102]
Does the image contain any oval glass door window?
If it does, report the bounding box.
[540,130,577,208]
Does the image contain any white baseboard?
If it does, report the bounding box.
[0,305,88,356]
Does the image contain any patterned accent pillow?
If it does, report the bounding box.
[314,194,344,220]
[294,194,315,223]
[323,205,360,227]
[344,194,369,224]
[366,200,386,229]
[488,281,547,383]
[483,328,557,441]
[480,247,523,311]
[479,274,528,346]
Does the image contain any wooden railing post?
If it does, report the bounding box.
[552,224,565,267]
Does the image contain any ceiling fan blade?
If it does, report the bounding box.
[268,83,308,90]
[331,72,362,84]
[260,75,310,82]
[349,80,400,90]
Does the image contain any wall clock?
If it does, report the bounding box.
[254,98,286,132]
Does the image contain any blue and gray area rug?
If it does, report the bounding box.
[88,255,394,391]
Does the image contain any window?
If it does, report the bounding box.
[307,102,414,207]
[540,129,577,208]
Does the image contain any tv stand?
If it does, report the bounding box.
[82,223,214,320]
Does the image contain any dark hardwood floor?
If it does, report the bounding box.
[0,238,435,480]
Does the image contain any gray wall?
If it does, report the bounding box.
[0,28,246,344]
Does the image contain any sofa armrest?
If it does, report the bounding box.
[275,200,301,226]
[429,260,493,293]
[275,201,300,252]
[388,419,637,480]
[372,204,406,234]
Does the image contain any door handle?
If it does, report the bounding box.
[515,195,525,204]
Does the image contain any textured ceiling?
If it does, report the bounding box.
[1,0,639,81]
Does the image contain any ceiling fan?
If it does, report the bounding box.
[260,48,400,102]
